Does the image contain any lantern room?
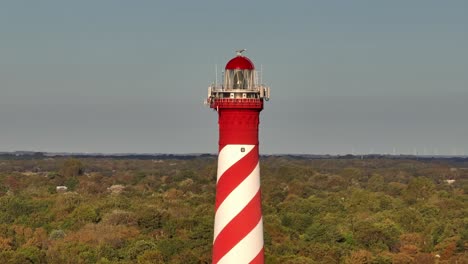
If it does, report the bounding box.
[205,50,270,107]
[224,51,255,90]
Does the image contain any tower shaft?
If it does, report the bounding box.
[213,106,264,264]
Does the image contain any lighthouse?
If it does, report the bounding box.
[206,50,270,264]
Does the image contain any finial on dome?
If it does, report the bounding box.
[236,49,246,56]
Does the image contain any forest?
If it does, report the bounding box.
[0,154,466,263]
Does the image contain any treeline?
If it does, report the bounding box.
[0,156,466,263]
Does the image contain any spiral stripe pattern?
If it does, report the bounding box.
[213,144,264,264]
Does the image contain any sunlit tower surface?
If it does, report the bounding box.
[205,50,270,264]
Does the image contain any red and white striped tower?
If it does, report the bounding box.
[206,50,270,264]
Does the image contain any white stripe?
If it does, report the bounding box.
[213,163,260,241]
[217,218,264,264]
[217,144,255,182]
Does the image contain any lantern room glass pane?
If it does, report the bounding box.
[224,69,254,90]
[233,70,244,89]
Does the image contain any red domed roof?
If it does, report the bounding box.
[225,56,255,70]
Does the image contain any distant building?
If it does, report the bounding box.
[56,186,68,192]
[445,179,456,185]
[108,184,125,194]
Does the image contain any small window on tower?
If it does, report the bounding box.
[241,147,245,152]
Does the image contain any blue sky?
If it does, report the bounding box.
[1,1,467,154]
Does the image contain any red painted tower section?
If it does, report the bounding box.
[206,50,270,264]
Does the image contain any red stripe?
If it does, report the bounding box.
[249,247,264,264]
[212,190,262,263]
[215,145,258,211]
